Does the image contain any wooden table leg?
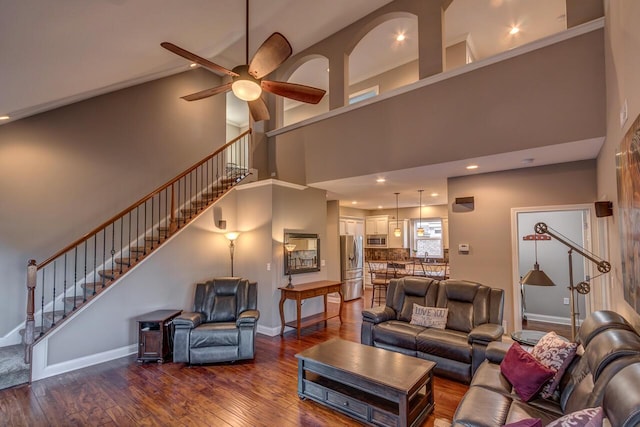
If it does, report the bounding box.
[296,296,302,339]
[279,291,286,336]
[338,289,344,324]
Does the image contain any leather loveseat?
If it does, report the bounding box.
[173,277,260,364]
[453,311,640,426]
[361,277,504,383]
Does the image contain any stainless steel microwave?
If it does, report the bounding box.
[366,235,387,247]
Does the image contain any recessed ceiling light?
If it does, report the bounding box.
[0,115,9,121]
[326,68,330,73]
[189,63,198,68]
[376,178,386,183]
[378,205,383,209]
[351,201,357,205]
[431,192,438,197]
[396,33,406,42]
[509,26,520,35]
[466,164,479,170]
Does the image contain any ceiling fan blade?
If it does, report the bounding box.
[181,82,232,101]
[248,98,270,122]
[261,80,326,104]
[161,42,238,77]
[248,32,292,79]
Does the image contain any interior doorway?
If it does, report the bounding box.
[511,205,593,336]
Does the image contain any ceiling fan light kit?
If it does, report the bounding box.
[161,0,325,122]
[231,65,262,101]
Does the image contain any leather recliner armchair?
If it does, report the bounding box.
[173,277,259,364]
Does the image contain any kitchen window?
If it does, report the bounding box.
[411,218,443,258]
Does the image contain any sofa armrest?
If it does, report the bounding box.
[172,311,205,329]
[468,323,504,344]
[237,309,260,326]
[362,306,396,324]
[485,341,513,363]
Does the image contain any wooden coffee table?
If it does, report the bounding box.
[296,338,435,427]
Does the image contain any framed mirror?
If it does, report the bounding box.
[284,232,320,275]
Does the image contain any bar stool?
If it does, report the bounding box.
[368,261,394,307]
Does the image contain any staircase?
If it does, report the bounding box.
[2,130,253,390]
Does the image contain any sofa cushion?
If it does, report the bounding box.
[190,323,239,348]
[373,321,423,350]
[545,407,603,427]
[417,328,471,363]
[531,332,578,398]
[470,360,513,394]
[453,386,513,426]
[504,419,542,427]
[410,305,448,329]
[501,343,555,402]
[505,401,562,426]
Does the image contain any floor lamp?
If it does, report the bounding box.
[522,222,611,341]
[225,232,239,276]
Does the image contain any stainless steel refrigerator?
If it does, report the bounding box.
[340,235,363,301]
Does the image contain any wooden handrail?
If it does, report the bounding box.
[37,129,252,269]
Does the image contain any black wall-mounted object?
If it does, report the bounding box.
[595,201,613,217]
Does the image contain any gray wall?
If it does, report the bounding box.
[448,161,597,332]
[37,180,331,376]
[0,68,226,342]
[272,29,605,185]
[599,0,640,328]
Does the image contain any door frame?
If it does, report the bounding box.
[510,203,607,333]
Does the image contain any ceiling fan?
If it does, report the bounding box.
[161,0,326,122]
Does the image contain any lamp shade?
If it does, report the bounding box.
[522,263,555,287]
[225,232,240,241]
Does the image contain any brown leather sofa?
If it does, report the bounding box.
[361,277,504,383]
[453,311,640,426]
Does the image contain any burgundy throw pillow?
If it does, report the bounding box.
[503,419,542,427]
[531,331,578,398]
[500,343,555,402]
[545,407,603,427]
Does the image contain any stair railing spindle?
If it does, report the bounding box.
[40,268,45,336]
[92,233,96,295]
[51,260,56,327]
[73,247,77,309]
[102,228,106,288]
[63,253,67,318]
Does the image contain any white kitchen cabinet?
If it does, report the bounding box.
[365,215,388,235]
[388,219,409,248]
[340,217,363,236]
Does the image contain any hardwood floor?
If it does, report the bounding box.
[0,291,468,426]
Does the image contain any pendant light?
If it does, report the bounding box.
[417,190,425,236]
[393,192,401,237]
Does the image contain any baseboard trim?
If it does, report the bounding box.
[525,313,583,326]
[31,341,137,382]
[257,324,282,337]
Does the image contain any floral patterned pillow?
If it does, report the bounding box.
[545,406,603,427]
[531,331,578,398]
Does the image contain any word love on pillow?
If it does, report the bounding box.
[410,305,448,329]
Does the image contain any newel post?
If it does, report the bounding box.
[24,259,37,363]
